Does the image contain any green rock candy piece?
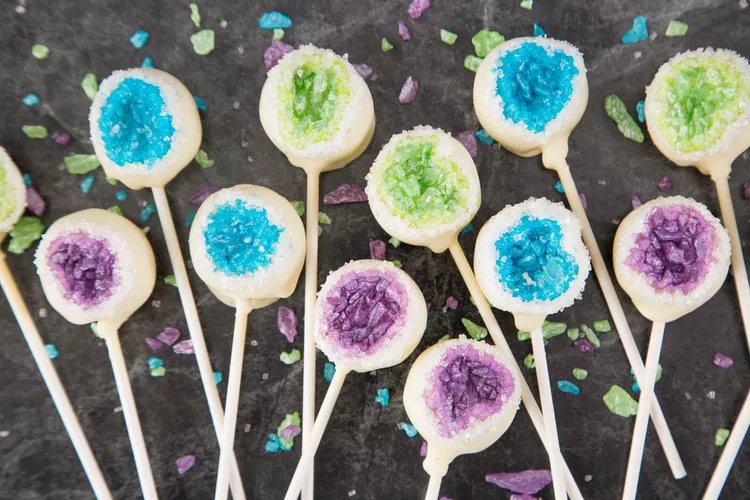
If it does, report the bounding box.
[665,20,688,37]
[472,29,505,58]
[567,328,580,341]
[164,274,177,286]
[273,29,285,41]
[290,201,305,216]
[581,324,601,348]
[518,321,568,341]
[280,349,301,364]
[64,155,101,174]
[190,3,201,28]
[194,149,214,168]
[81,73,98,100]
[603,385,638,417]
[572,368,588,380]
[593,320,612,333]
[605,94,644,143]
[191,30,215,56]
[150,366,166,377]
[464,55,483,72]
[22,125,48,139]
[277,412,301,449]
[524,354,536,369]
[715,428,730,447]
[8,216,45,254]
[105,177,118,186]
[388,237,401,247]
[107,206,123,216]
[440,29,458,45]
[318,211,332,225]
[32,44,50,59]
[381,38,394,52]
[520,0,533,10]
[462,318,488,340]
[391,260,403,268]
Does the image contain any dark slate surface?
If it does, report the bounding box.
[1,0,749,499]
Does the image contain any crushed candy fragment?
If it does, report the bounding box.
[635,100,645,123]
[603,385,638,417]
[554,181,565,194]
[369,239,386,260]
[194,150,214,168]
[440,29,458,45]
[456,131,478,158]
[574,338,596,352]
[150,366,166,377]
[264,40,294,69]
[657,176,672,192]
[572,368,588,380]
[116,190,127,201]
[462,318,488,340]
[407,0,430,19]
[176,455,196,475]
[32,44,50,59]
[713,353,734,368]
[193,96,207,111]
[382,38,394,52]
[280,349,301,364]
[472,29,505,58]
[398,20,411,41]
[464,55,483,72]
[290,200,305,216]
[81,73,98,100]
[164,275,177,286]
[189,186,219,205]
[107,206,123,216]
[593,320,611,333]
[273,29,285,40]
[259,11,292,30]
[375,388,390,407]
[140,204,157,222]
[264,433,281,452]
[147,356,164,370]
[534,23,546,37]
[213,371,222,384]
[715,428,730,446]
[604,94,644,143]
[485,469,552,494]
[22,125,48,139]
[190,3,201,28]
[45,344,59,359]
[388,237,401,247]
[277,412,301,449]
[581,324,600,348]
[399,422,418,438]
[391,259,403,268]
[130,31,149,49]
[352,63,374,80]
[631,195,642,210]
[277,306,298,343]
[323,184,367,204]
[23,93,40,106]
[520,0,533,10]
[190,30,215,56]
[524,354,535,369]
[64,155,100,175]
[567,328,580,341]
[324,362,336,382]
[399,77,418,104]
[80,175,95,193]
[26,186,45,217]
[557,380,580,395]
[475,129,494,145]
[141,57,154,68]
[622,16,648,44]
[665,20,688,37]
[145,337,164,351]
[156,327,181,346]
[318,211,332,225]
[8,216,45,254]
[518,321,567,341]
[173,339,195,354]
[279,425,300,441]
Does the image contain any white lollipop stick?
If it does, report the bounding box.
[152,187,247,499]
[449,241,583,500]
[529,324,567,500]
[622,321,666,500]
[424,475,443,500]
[284,368,348,500]
[99,322,158,500]
[215,301,252,500]
[0,252,113,500]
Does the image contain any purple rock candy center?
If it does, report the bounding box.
[425,345,515,438]
[626,204,718,294]
[47,233,118,310]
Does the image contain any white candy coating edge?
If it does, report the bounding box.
[475,197,591,316]
[0,147,29,234]
[314,259,427,372]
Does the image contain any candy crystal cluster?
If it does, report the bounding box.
[494,42,579,133]
[377,136,471,227]
[425,344,515,437]
[494,216,578,302]
[98,78,175,167]
[203,200,284,277]
[625,204,717,293]
[277,54,352,149]
[46,233,118,309]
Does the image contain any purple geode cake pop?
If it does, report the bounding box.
[315,260,427,372]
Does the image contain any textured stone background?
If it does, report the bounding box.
[1,0,749,499]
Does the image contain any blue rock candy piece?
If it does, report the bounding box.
[554,180,564,193]
[375,388,390,407]
[147,356,164,370]
[130,31,150,49]
[622,16,648,44]
[636,100,645,123]
[557,380,580,395]
[116,190,127,201]
[259,11,292,30]
[141,57,154,69]
[80,175,95,193]
[399,422,418,438]
[45,344,59,359]
[140,204,157,222]
[533,23,546,37]
[23,93,40,106]
[194,96,207,111]
[475,129,495,145]
[324,362,336,382]
[264,433,281,452]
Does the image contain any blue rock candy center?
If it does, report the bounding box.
[204,199,284,277]
[494,42,579,133]
[494,216,578,302]
[98,77,175,168]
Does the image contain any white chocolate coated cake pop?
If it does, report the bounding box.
[259,44,375,173]
[315,259,427,372]
[35,209,156,330]
[614,196,731,323]
[188,184,306,302]
[404,337,522,478]
[473,37,588,157]
[366,126,481,253]
[0,148,28,234]
[90,68,202,190]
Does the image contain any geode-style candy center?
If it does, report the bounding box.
[47,233,118,309]
[626,204,717,293]
[425,345,515,438]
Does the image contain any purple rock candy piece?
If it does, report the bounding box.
[369,239,386,260]
[713,353,734,368]
[575,338,596,352]
[398,20,411,40]
[456,131,478,158]
[277,306,298,343]
[176,455,195,475]
[173,339,195,354]
[658,176,672,192]
[145,337,164,351]
[53,133,72,146]
[407,0,430,19]
[279,425,301,440]
[399,77,419,104]
[189,186,220,205]
[26,186,46,217]
[352,63,374,80]
[443,296,458,312]
[631,195,642,210]
[156,327,181,346]
[264,40,294,69]
[485,470,553,494]
[579,193,588,212]
[420,440,428,457]
[743,181,750,200]
[323,184,368,205]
